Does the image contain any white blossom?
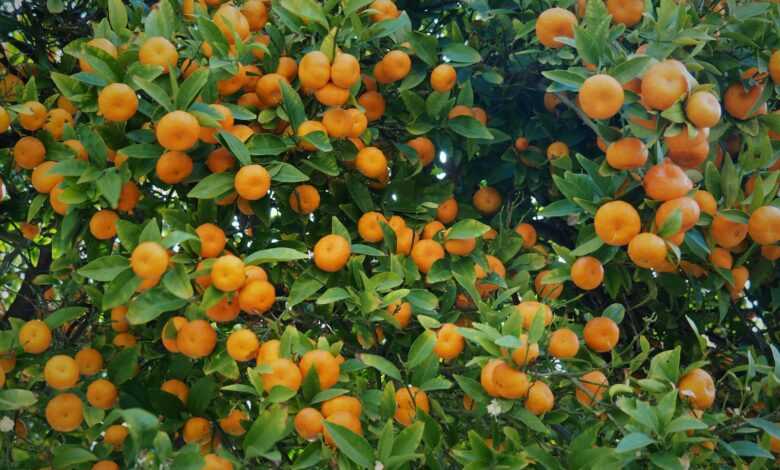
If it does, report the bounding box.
[374,462,384,470]
[0,416,14,432]
[487,399,502,417]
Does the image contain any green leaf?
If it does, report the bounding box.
[78,255,129,281]
[542,70,586,89]
[407,32,437,66]
[570,236,604,256]
[448,116,493,140]
[602,303,625,324]
[108,347,139,385]
[447,218,490,239]
[96,169,123,209]
[280,0,328,28]
[247,134,294,156]
[407,330,436,368]
[217,130,251,166]
[102,269,142,310]
[268,161,310,182]
[133,76,174,112]
[127,287,188,325]
[615,432,655,453]
[162,264,194,299]
[512,407,550,434]
[44,307,87,329]
[359,353,402,381]
[665,415,707,435]
[244,405,289,458]
[245,247,308,265]
[609,56,654,84]
[657,209,682,238]
[288,272,325,307]
[107,0,128,31]
[442,43,481,65]
[317,287,350,305]
[0,389,37,410]
[747,418,780,439]
[393,421,425,456]
[279,79,306,130]
[176,68,209,110]
[187,172,235,199]
[649,347,681,383]
[726,440,773,459]
[119,143,164,159]
[323,422,374,468]
[187,377,217,415]
[52,445,96,469]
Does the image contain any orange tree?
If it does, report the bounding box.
[1,0,780,468]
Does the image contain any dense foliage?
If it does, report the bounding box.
[1,0,780,469]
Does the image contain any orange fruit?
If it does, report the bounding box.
[382,50,412,82]
[313,234,351,272]
[86,379,118,409]
[199,104,234,143]
[606,137,648,170]
[546,141,569,160]
[493,362,531,399]
[525,381,554,415]
[43,108,73,140]
[358,91,386,121]
[709,247,733,269]
[571,256,604,290]
[235,164,271,200]
[213,3,250,42]
[388,300,412,328]
[548,328,580,358]
[472,186,502,215]
[255,73,287,107]
[31,161,63,193]
[80,38,118,73]
[724,82,765,120]
[331,53,361,88]
[641,60,689,110]
[19,319,52,354]
[710,213,748,248]
[643,160,693,201]
[394,386,429,426]
[206,148,236,174]
[74,348,103,376]
[514,223,537,248]
[238,279,275,315]
[358,211,386,242]
[576,371,608,407]
[422,220,445,240]
[436,197,458,224]
[295,407,324,440]
[430,64,457,92]
[314,83,350,106]
[728,265,748,300]
[322,107,352,138]
[156,151,193,184]
[324,411,363,443]
[49,184,70,215]
[44,355,80,390]
[298,51,331,91]
[480,359,503,397]
[276,57,298,82]
[655,196,700,233]
[448,105,473,120]
[579,74,624,120]
[665,127,710,169]
[131,242,169,280]
[196,223,227,258]
[226,329,260,361]
[207,295,241,322]
[18,101,47,131]
[297,349,340,390]
[92,461,119,470]
[139,37,179,73]
[583,317,620,352]
[211,255,246,292]
[685,91,721,128]
[256,339,281,365]
[161,316,187,353]
[110,306,129,332]
[103,424,128,451]
[98,83,138,122]
[370,0,400,22]
[346,108,368,138]
[628,232,668,269]
[511,334,540,366]
[748,205,780,245]
[322,396,362,418]
[678,368,715,410]
[433,323,465,360]
[289,184,321,214]
[45,393,83,432]
[534,270,563,300]
[536,7,577,48]
[113,332,137,348]
[118,181,141,213]
[241,0,268,31]
[89,210,119,240]
[176,320,217,359]
[182,417,212,445]
[161,379,189,403]
[444,232,476,256]
[513,301,553,329]
[156,111,200,151]
[411,239,445,273]
[355,146,388,179]
[607,0,644,26]
[13,136,46,170]
[407,136,436,166]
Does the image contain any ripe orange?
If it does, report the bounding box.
[321,107,351,138]
[546,141,569,159]
[407,136,436,166]
[45,393,83,432]
[514,223,537,248]
[493,362,531,399]
[685,91,721,128]
[394,386,429,426]
[161,316,187,353]
[511,334,540,366]
[346,108,368,138]
[276,57,299,82]
[176,319,217,359]
[583,317,620,352]
[31,161,63,193]
[525,381,554,415]
[18,101,47,131]
[313,234,351,272]
[576,371,608,407]
[322,396,362,418]
[241,0,267,31]
[211,255,246,292]
[74,348,103,376]
[430,64,457,92]
[606,137,648,170]
[103,424,128,451]
[19,319,52,354]
[89,210,119,240]
[113,332,137,348]
[257,339,281,365]
[665,127,710,169]
[238,279,276,315]
[628,232,668,269]
[534,270,563,300]
[448,105,473,120]
[217,409,249,439]
[289,184,321,215]
[607,0,644,26]
[709,247,733,269]
[579,74,624,120]
[49,184,70,215]
[295,407,324,440]
[548,328,580,358]
[43,108,73,140]
[388,300,412,328]
[641,60,689,110]
[643,160,693,201]
[156,151,193,185]
[206,295,241,322]
[422,220,445,240]
[98,83,138,122]
[436,197,458,224]
[748,205,780,245]
[226,329,260,361]
[13,136,46,170]
[86,379,118,409]
[358,211,386,242]
[678,368,715,410]
[724,82,765,120]
[92,461,119,470]
[382,50,412,82]
[139,37,179,73]
[118,181,141,213]
[331,53,361,88]
[235,164,271,200]
[370,0,400,22]
[514,301,553,329]
[161,379,189,403]
[358,91,386,121]
[570,256,604,290]
[80,38,118,73]
[199,104,234,143]
[444,232,476,256]
[182,417,212,445]
[196,223,227,258]
[355,146,388,180]
[655,196,701,233]
[727,265,748,300]
[314,83,350,106]
[110,306,129,332]
[44,355,80,390]
[206,148,236,174]
[434,323,465,360]
[536,7,577,48]
[131,242,169,280]
[710,213,748,248]
[299,349,340,390]
[299,51,331,91]
[156,111,200,151]
[324,410,363,444]
[256,73,287,107]
[472,186,502,215]
[411,239,445,273]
